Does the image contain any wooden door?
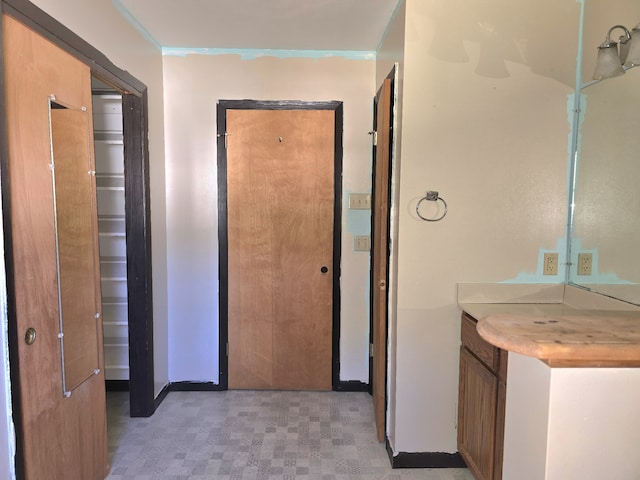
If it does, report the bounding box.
[226,108,335,390]
[371,78,393,441]
[3,15,108,479]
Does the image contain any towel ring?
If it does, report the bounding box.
[416,191,448,222]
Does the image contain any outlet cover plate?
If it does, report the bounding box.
[577,253,593,275]
[543,253,559,275]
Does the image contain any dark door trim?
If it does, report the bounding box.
[0,2,155,462]
[217,99,343,390]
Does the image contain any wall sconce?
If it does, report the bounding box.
[593,23,640,80]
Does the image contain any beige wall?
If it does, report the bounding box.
[162,53,376,382]
[375,0,406,452]
[29,0,169,394]
[388,0,579,452]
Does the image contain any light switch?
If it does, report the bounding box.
[354,235,371,252]
[349,193,371,210]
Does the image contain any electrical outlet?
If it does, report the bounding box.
[354,235,371,252]
[349,193,371,210]
[577,253,592,275]
[543,253,559,275]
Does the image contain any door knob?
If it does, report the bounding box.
[24,327,36,346]
[320,266,329,274]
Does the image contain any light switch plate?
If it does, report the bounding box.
[354,235,371,252]
[349,193,371,210]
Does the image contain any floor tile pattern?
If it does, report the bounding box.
[106,390,473,480]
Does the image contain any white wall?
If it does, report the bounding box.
[162,53,376,382]
[376,0,406,451]
[29,0,170,395]
[389,0,580,453]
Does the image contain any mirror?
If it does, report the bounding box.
[49,97,102,395]
[568,70,640,305]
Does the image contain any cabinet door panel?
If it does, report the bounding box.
[458,347,498,480]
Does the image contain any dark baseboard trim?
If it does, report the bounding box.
[153,383,171,410]
[106,380,130,392]
[386,439,466,469]
[168,381,225,392]
[334,380,369,392]
[152,381,225,409]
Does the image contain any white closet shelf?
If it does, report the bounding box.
[98,232,126,237]
[102,296,127,305]
[103,321,128,326]
[100,256,126,263]
[94,137,123,144]
[101,276,127,282]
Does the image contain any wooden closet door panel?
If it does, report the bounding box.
[3,15,108,480]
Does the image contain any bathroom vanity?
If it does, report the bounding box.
[457,285,640,480]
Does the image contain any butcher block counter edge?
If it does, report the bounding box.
[459,302,640,367]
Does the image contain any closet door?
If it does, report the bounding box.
[3,15,108,480]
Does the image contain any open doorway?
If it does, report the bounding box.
[91,80,130,391]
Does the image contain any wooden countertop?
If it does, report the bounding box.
[461,304,640,367]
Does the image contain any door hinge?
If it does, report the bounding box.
[369,343,374,357]
[368,130,377,146]
[226,342,229,357]
[217,132,229,149]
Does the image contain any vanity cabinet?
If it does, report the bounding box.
[458,312,507,480]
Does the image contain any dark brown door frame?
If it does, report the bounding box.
[217,100,344,390]
[0,3,156,475]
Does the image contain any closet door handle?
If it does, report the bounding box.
[320,266,329,274]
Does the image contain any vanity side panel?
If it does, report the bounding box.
[502,353,550,480]
[546,368,640,480]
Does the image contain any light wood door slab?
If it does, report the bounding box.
[372,78,392,442]
[227,109,334,390]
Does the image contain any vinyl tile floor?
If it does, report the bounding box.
[105,390,474,480]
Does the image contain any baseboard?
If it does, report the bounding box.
[168,381,225,392]
[334,380,369,392]
[105,380,130,392]
[386,439,466,469]
[152,381,224,410]
[154,383,171,410]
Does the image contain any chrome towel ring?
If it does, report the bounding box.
[416,191,448,222]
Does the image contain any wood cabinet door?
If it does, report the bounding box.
[458,347,498,480]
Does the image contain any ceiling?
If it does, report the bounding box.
[116,0,400,51]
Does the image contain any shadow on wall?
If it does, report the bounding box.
[422,0,579,85]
